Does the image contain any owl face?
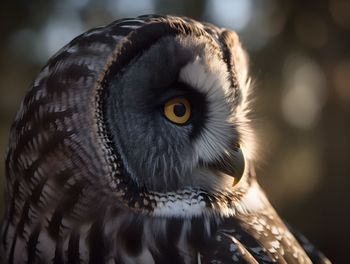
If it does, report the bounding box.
[1,17,330,264]
[3,15,254,220]
[104,34,248,193]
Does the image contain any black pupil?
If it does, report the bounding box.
[173,103,186,117]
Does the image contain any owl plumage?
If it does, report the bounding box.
[0,15,330,263]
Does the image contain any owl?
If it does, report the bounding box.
[0,15,330,264]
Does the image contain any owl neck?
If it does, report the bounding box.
[108,159,257,218]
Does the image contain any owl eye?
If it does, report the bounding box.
[163,97,191,124]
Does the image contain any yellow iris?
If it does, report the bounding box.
[164,97,191,124]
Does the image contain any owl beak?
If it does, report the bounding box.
[208,146,245,185]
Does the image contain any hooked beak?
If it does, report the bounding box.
[208,146,245,186]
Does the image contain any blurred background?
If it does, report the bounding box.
[0,0,349,262]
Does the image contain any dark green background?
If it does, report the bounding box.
[1,0,349,262]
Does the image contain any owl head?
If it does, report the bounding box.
[6,15,255,219]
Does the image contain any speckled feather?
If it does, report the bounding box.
[0,15,330,264]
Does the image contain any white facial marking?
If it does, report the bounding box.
[179,54,234,164]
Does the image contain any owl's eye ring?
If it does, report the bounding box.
[163,97,191,125]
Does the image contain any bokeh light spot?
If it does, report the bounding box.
[205,0,252,32]
[281,54,327,129]
[106,0,155,17]
[330,0,350,29]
